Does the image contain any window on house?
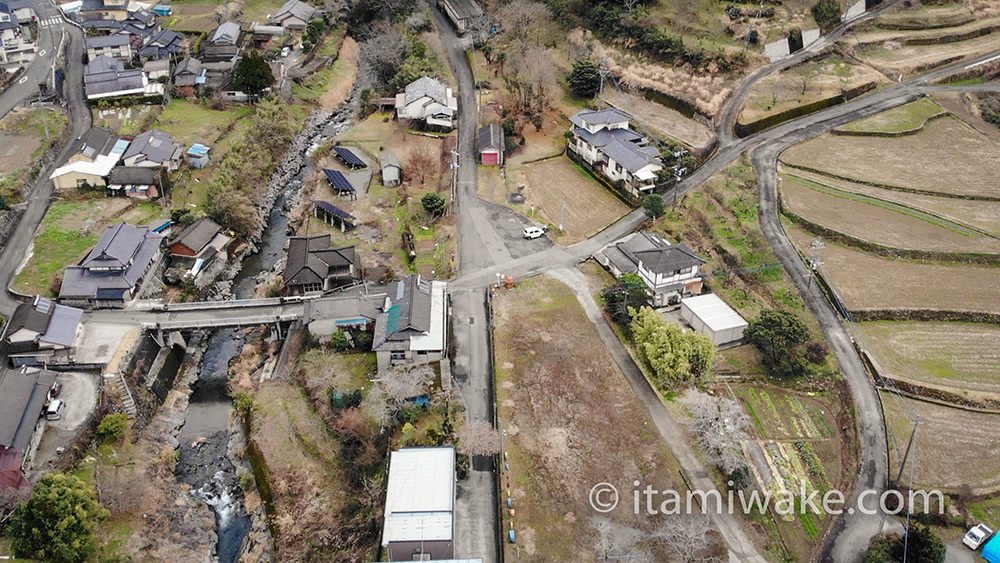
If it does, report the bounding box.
[390,352,406,361]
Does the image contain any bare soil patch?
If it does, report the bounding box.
[781,116,1000,199]
[601,86,715,151]
[882,391,1000,492]
[849,30,1000,76]
[494,275,686,561]
[786,223,1000,313]
[318,36,359,111]
[0,132,39,170]
[779,174,1000,253]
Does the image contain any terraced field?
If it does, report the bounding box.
[882,392,1000,493]
[779,173,1000,253]
[781,116,1000,198]
[835,99,946,134]
[786,224,1000,314]
[860,321,1000,397]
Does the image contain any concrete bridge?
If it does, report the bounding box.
[84,296,314,332]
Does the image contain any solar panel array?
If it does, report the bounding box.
[322,169,355,192]
[333,146,367,168]
[314,200,355,220]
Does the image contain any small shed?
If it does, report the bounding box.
[186,143,211,169]
[478,123,503,166]
[333,146,367,169]
[314,201,357,232]
[322,169,357,200]
[380,151,401,187]
[152,4,171,15]
[679,293,748,346]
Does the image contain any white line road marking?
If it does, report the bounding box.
[38,49,46,56]
[966,53,1000,70]
[18,76,27,84]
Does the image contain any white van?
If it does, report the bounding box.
[45,399,65,421]
[523,226,546,239]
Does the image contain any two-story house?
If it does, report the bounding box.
[85,34,132,61]
[372,275,447,373]
[269,0,319,32]
[282,236,360,295]
[48,127,131,191]
[121,129,183,171]
[59,222,163,308]
[80,0,130,21]
[567,108,665,197]
[395,76,458,130]
[0,2,34,68]
[595,231,705,307]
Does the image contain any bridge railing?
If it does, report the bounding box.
[142,313,302,331]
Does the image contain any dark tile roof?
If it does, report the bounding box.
[137,29,182,58]
[108,166,158,185]
[602,138,662,173]
[619,233,705,275]
[60,223,162,300]
[478,123,502,152]
[569,107,633,128]
[0,368,57,450]
[86,34,131,48]
[170,217,221,254]
[123,129,181,165]
[283,236,358,288]
[6,297,53,337]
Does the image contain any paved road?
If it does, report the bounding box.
[716,0,907,144]
[0,5,89,316]
[0,0,65,119]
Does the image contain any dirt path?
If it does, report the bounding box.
[547,266,769,563]
[319,36,359,111]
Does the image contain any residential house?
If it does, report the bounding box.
[372,275,447,372]
[395,76,458,130]
[48,127,130,191]
[59,222,163,307]
[567,108,665,197]
[249,23,283,47]
[142,58,169,81]
[202,21,242,62]
[269,0,319,32]
[594,231,705,307]
[477,123,503,166]
[381,447,456,561]
[5,0,34,23]
[83,54,164,100]
[137,28,182,59]
[85,33,132,61]
[168,217,230,260]
[380,151,401,187]
[437,0,481,34]
[3,296,83,367]
[304,292,382,337]
[106,166,161,198]
[172,56,202,97]
[0,2,34,68]
[80,0,129,21]
[122,129,183,171]
[0,367,58,492]
[282,235,360,295]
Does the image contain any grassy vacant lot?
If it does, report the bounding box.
[93,105,161,136]
[781,116,1000,199]
[0,107,68,201]
[13,198,165,296]
[778,173,1000,253]
[785,167,1000,237]
[837,99,946,134]
[731,384,846,559]
[872,2,975,29]
[882,391,1000,493]
[860,321,1000,398]
[494,276,686,560]
[154,99,252,147]
[501,157,630,244]
[851,30,1000,77]
[163,3,217,32]
[292,35,358,109]
[739,57,886,126]
[786,223,1000,314]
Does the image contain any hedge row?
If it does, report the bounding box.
[777,161,1000,202]
[735,82,877,138]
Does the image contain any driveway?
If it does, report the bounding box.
[26,371,100,481]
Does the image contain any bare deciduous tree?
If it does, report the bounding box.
[590,516,645,560]
[652,514,721,563]
[359,21,406,90]
[684,390,750,475]
[622,0,641,12]
[497,0,552,46]
[502,45,556,117]
[405,146,437,185]
[377,365,433,402]
[457,421,500,457]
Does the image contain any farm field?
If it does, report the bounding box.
[872,2,975,29]
[781,116,1000,198]
[600,86,716,151]
[730,384,849,560]
[504,157,630,245]
[778,173,1000,253]
[13,199,166,297]
[859,321,1000,398]
[786,223,1000,314]
[164,4,217,32]
[494,275,689,561]
[0,107,68,202]
[153,99,252,147]
[784,167,1000,236]
[854,16,1000,45]
[738,57,886,126]
[835,98,946,134]
[881,391,1000,493]
[851,29,1000,76]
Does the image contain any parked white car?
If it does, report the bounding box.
[523,226,546,239]
[964,523,993,549]
[45,399,65,421]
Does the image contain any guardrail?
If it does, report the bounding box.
[142,313,302,331]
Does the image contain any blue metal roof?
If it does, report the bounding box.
[322,169,355,192]
[984,535,1000,563]
[187,143,210,157]
[333,146,367,168]
[314,200,355,220]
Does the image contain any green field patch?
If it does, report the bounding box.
[838,99,946,134]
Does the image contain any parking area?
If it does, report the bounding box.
[481,199,553,260]
[25,371,100,481]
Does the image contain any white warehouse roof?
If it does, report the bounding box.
[382,447,455,545]
[681,293,748,332]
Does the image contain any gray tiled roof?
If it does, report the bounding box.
[0,368,57,450]
[173,56,202,85]
[477,123,502,152]
[6,298,52,337]
[274,0,318,22]
[137,29,182,58]
[60,223,162,300]
[40,305,83,347]
[573,125,642,149]
[283,236,358,287]
[85,34,130,48]
[569,107,633,128]
[123,129,181,165]
[404,76,448,106]
[84,56,145,97]
[211,21,240,44]
[602,138,661,173]
[81,222,151,269]
[170,217,221,255]
[108,166,158,185]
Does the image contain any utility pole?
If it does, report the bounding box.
[560,199,565,233]
[894,418,921,487]
[901,418,921,563]
[597,58,610,105]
